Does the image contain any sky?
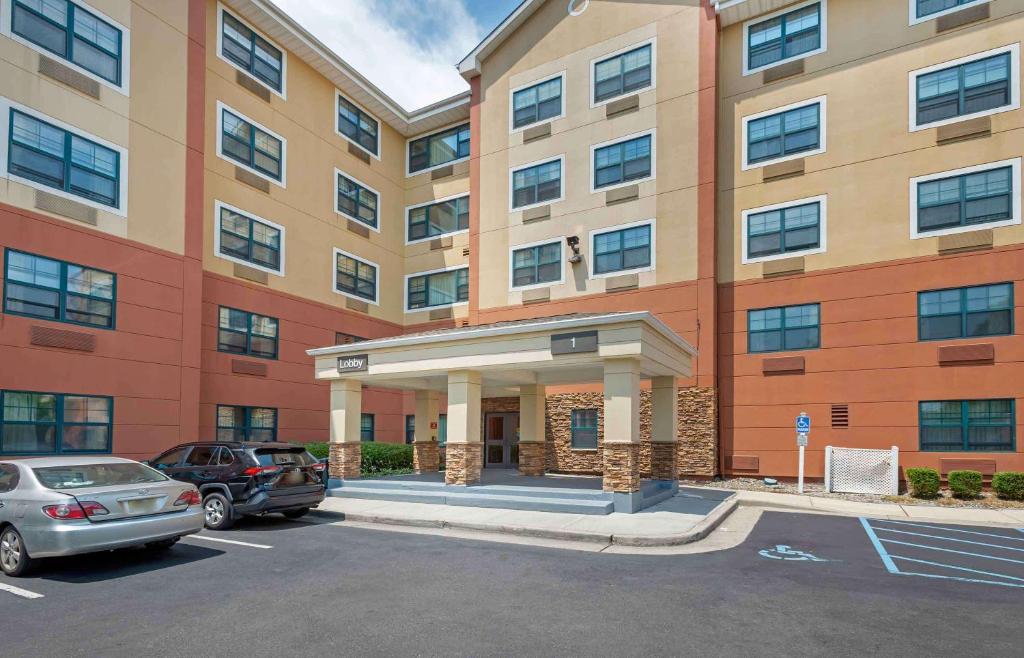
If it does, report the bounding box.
[271,0,523,111]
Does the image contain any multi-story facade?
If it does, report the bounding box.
[1,0,1020,481]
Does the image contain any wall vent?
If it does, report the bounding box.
[831,404,849,429]
[462,247,470,257]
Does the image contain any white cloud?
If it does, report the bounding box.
[270,0,484,111]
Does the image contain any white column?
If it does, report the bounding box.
[602,359,641,497]
[445,370,482,485]
[329,379,362,479]
[650,376,678,481]
[519,384,546,476]
[413,390,440,473]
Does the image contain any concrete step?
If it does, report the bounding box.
[349,478,611,500]
[328,486,614,515]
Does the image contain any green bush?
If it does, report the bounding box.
[906,467,941,499]
[992,472,1024,501]
[304,442,329,460]
[301,442,413,475]
[947,470,982,499]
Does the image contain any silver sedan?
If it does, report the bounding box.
[0,457,204,577]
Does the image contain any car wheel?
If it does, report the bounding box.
[0,527,35,577]
[145,537,180,550]
[282,508,310,519]
[203,493,234,530]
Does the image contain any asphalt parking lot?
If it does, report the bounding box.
[0,511,1020,657]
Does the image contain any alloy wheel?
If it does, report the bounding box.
[0,530,21,573]
[205,498,225,525]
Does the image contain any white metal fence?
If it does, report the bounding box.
[824,446,899,495]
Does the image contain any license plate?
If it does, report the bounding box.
[123,498,160,515]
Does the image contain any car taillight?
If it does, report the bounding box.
[312,463,326,472]
[174,489,201,506]
[43,501,109,520]
[243,465,282,476]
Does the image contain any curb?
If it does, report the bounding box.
[611,497,739,547]
[734,495,1024,527]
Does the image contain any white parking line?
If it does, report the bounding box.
[187,535,272,549]
[0,582,44,600]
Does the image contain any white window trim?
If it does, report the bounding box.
[335,89,380,160]
[403,264,470,313]
[741,195,828,264]
[741,95,827,171]
[508,237,566,291]
[742,0,827,77]
[0,0,131,95]
[405,120,471,178]
[909,157,1022,239]
[404,192,470,245]
[332,247,380,306]
[509,71,567,134]
[908,43,1020,132]
[589,37,657,109]
[216,2,287,100]
[333,168,381,233]
[909,0,991,25]
[588,218,656,279]
[589,128,656,194]
[216,100,287,188]
[213,200,286,276]
[509,154,566,213]
[0,97,129,217]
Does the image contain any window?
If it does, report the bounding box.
[593,133,653,190]
[748,303,820,353]
[217,307,278,359]
[920,399,1014,452]
[335,332,365,345]
[511,158,563,209]
[216,202,283,274]
[151,447,186,469]
[570,409,598,449]
[336,94,379,156]
[11,0,125,87]
[405,415,415,444]
[218,104,284,183]
[593,43,653,104]
[914,0,990,22]
[0,464,20,492]
[6,108,122,209]
[512,74,563,130]
[4,249,115,328]
[219,8,283,93]
[407,195,469,242]
[183,445,217,467]
[743,197,824,261]
[216,405,276,442]
[407,267,469,311]
[592,222,653,276]
[360,413,374,442]
[918,283,1013,340]
[511,241,562,289]
[408,123,470,175]
[334,249,378,304]
[438,414,447,446]
[745,1,824,74]
[745,100,823,167]
[336,171,378,229]
[0,390,112,455]
[914,49,1017,129]
[913,161,1018,236]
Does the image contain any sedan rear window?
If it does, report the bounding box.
[255,449,315,467]
[33,463,168,490]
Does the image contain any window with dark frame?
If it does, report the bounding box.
[747,102,820,165]
[512,159,561,209]
[594,134,652,189]
[0,390,112,455]
[746,201,821,259]
[217,307,278,359]
[438,414,447,446]
[570,409,599,449]
[360,413,374,442]
[335,251,377,303]
[408,123,470,174]
[407,196,469,242]
[12,0,123,86]
[216,405,276,442]
[513,76,562,129]
[918,283,1013,340]
[511,242,561,288]
[747,2,821,72]
[916,165,1013,233]
[594,44,652,103]
[916,52,1011,127]
[748,303,820,353]
[336,172,378,228]
[337,95,379,156]
[220,108,283,181]
[4,249,115,329]
[335,332,365,345]
[407,268,469,310]
[920,399,1014,452]
[220,10,282,92]
[405,415,415,444]
[218,205,282,272]
[592,224,651,275]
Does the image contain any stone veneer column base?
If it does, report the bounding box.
[602,443,641,493]
[677,387,718,478]
[328,442,361,480]
[650,441,677,480]
[518,442,545,476]
[445,443,482,485]
[412,441,439,473]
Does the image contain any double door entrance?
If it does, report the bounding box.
[484,413,519,468]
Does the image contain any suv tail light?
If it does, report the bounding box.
[174,489,201,506]
[43,501,109,520]
[243,465,282,477]
[312,462,326,472]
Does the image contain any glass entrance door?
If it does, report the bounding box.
[484,413,520,468]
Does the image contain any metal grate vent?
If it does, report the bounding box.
[831,404,849,428]
[462,247,470,257]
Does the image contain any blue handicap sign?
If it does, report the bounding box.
[796,415,811,432]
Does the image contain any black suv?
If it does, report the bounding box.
[147,442,325,530]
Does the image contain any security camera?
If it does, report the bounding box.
[565,235,581,265]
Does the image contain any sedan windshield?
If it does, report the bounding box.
[33,464,168,490]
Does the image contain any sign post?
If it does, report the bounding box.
[795,412,810,494]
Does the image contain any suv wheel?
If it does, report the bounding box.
[282,508,310,520]
[203,493,234,530]
[0,526,35,577]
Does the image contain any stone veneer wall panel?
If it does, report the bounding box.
[677,387,718,477]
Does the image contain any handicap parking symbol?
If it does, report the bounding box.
[759,544,828,562]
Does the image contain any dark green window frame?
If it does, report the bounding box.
[335,251,378,303]
[3,248,116,329]
[360,413,375,442]
[746,201,821,259]
[916,52,1011,127]
[916,0,988,20]
[407,196,469,242]
[511,242,561,288]
[513,76,562,129]
[12,0,123,86]
[746,103,820,166]
[594,134,652,189]
[592,223,652,275]
[918,282,1013,341]
[8,109,121,208]
[217,306,278,359]
[594,44,652,103]
[409,123,470,174]
[338,95,378,156]
[407,268,469,310]
[748,303,820,353]
[405,415,415,444]
[747,2,821,72]
[218,205,282,272]
[916,165,1013,233]
[336,172,378,228]
[220,10,282,92]
[570,409,599,450]
[220,108,283,181]
[512,159,562,209]
[1,390,113,455]
[920,399,1015,452]
[216,405,277,442]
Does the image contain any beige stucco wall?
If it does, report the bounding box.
[717,0,1024,282]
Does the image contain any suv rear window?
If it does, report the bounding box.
[254,449,315,467]
[33,463,169,490]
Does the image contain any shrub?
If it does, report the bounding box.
[906,467,941,499]
[304,442,329,460]
[992,472,1024,501]
[360,443,413,474]
[947,470,982,499]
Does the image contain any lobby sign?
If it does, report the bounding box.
[337,354,369,373]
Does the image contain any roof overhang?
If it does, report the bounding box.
[712,0,797,27]
[457,0,543,79]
